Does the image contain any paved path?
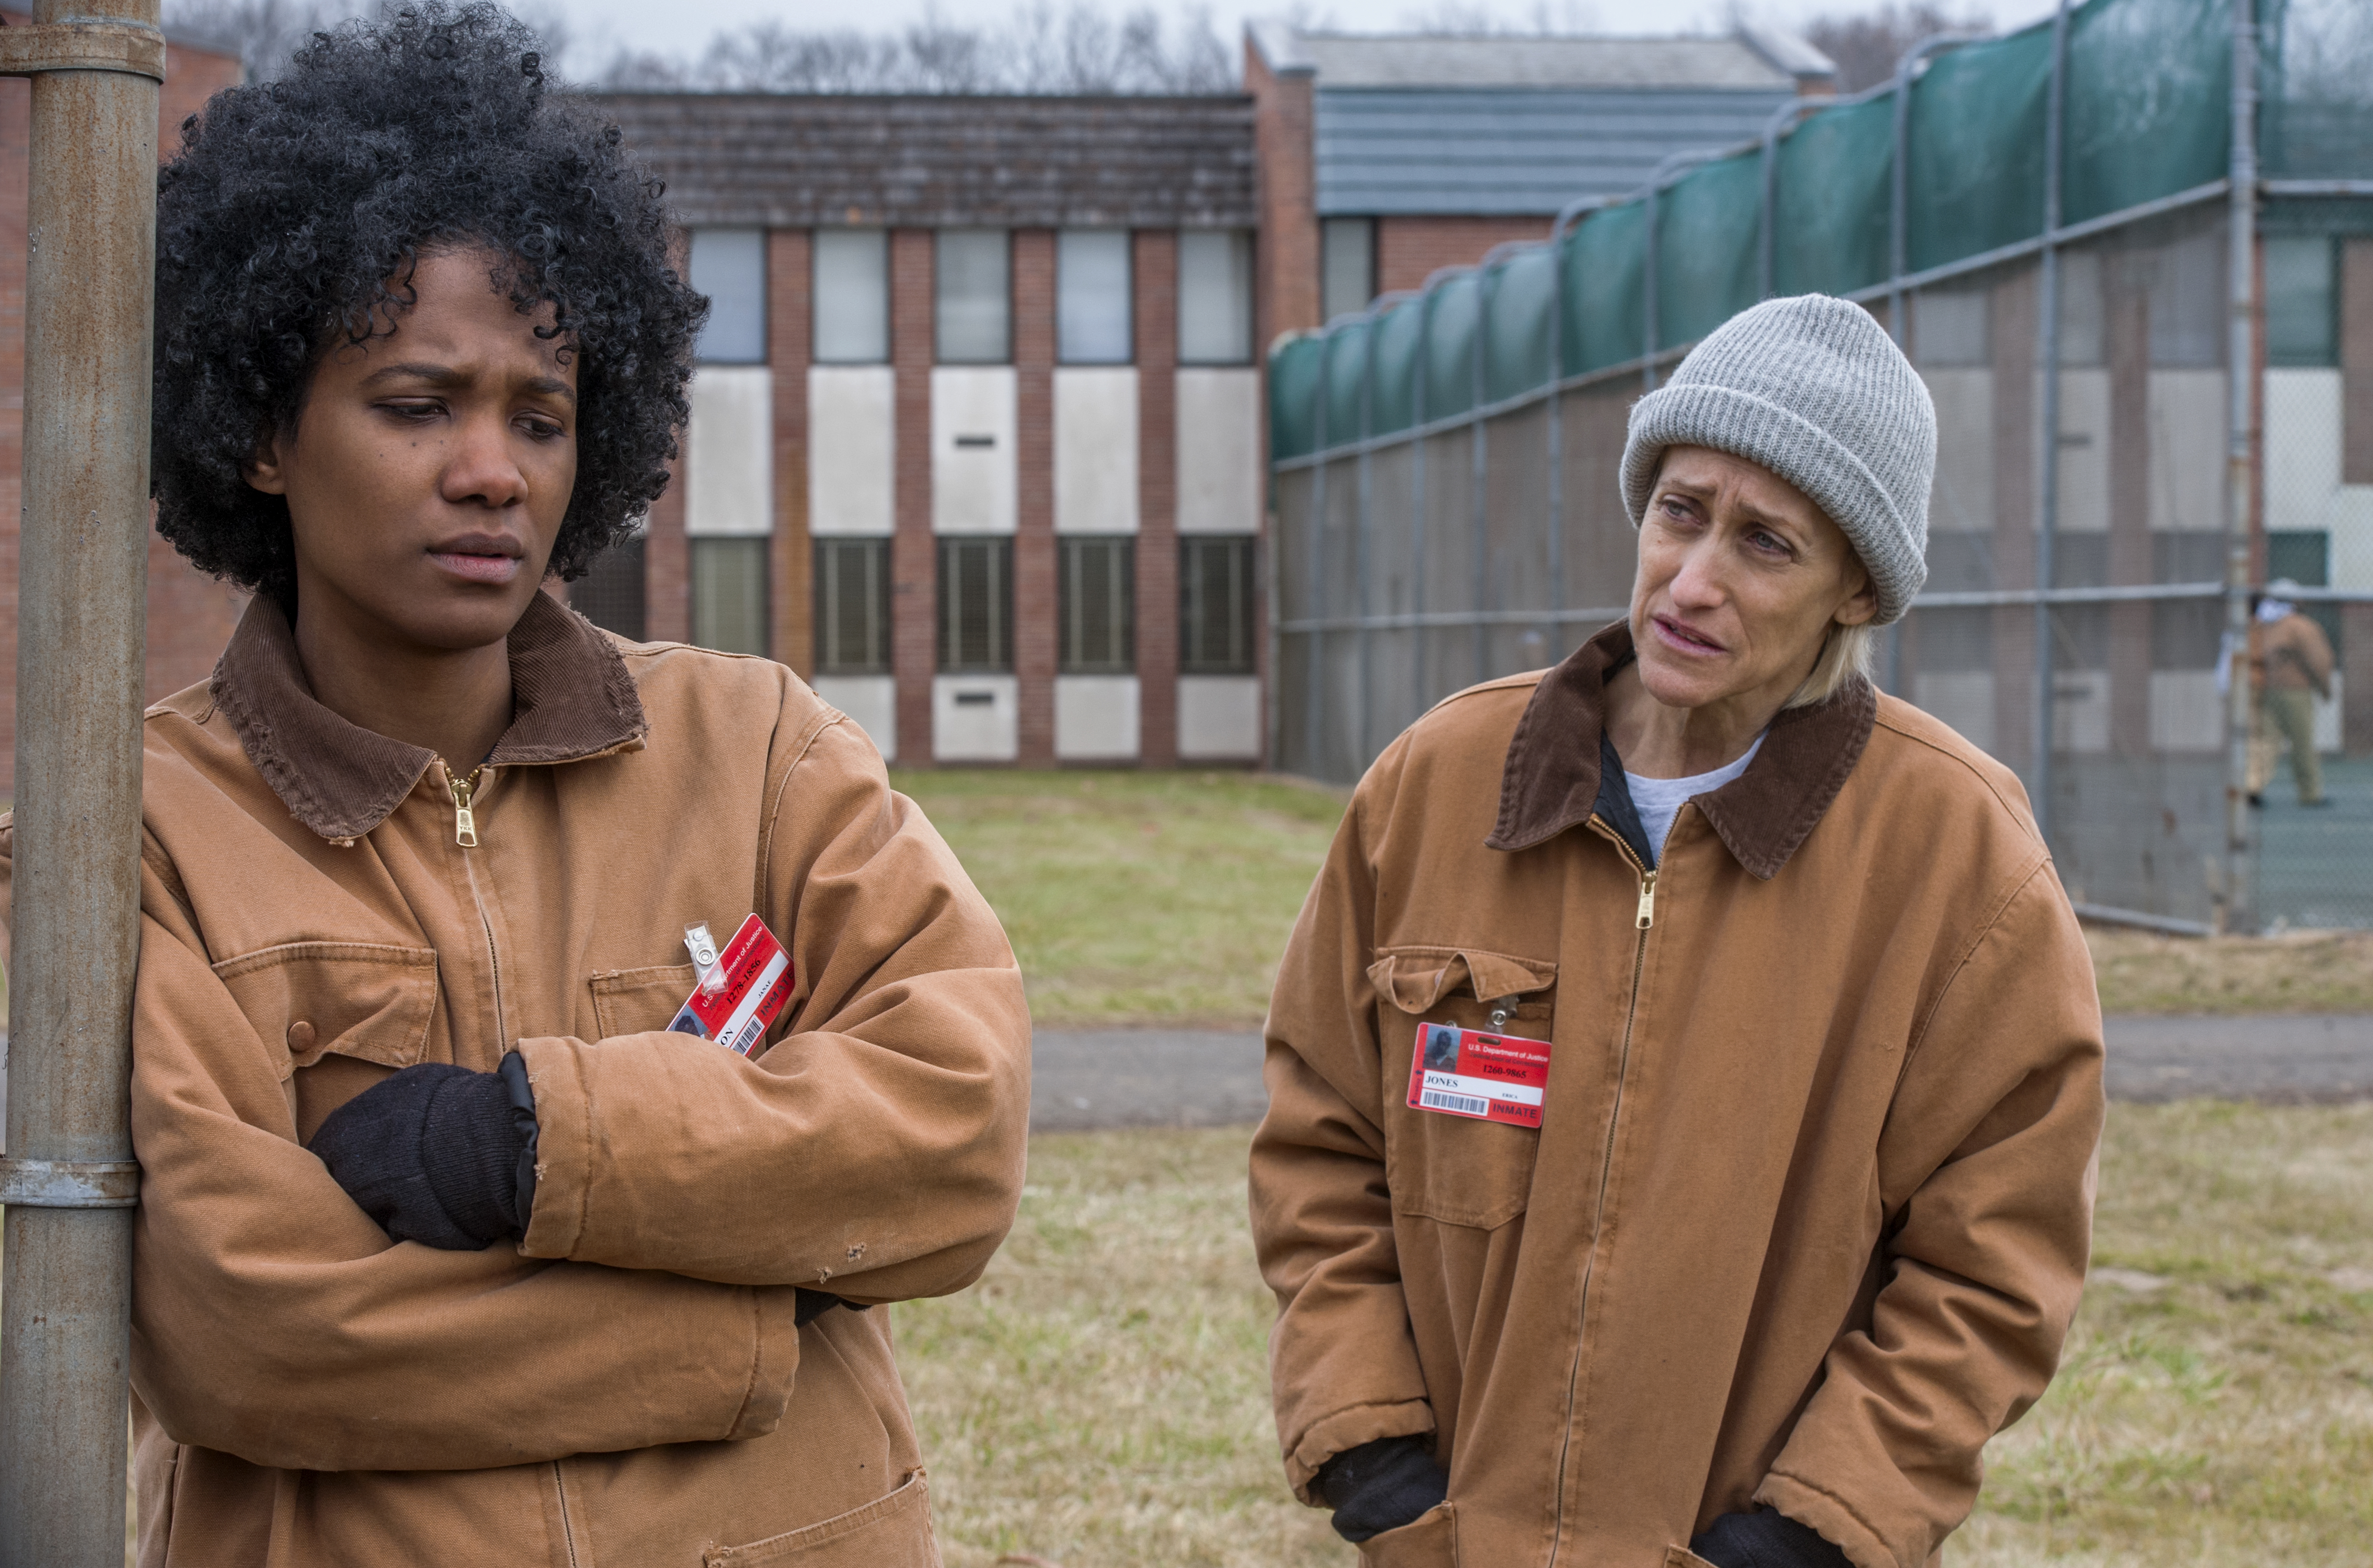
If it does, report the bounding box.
[1030,1015,2373,1131]
[6,1020,2368,1149]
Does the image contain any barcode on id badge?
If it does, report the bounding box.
[1419,1088,1491,1116]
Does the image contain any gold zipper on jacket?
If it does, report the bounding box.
[1546,821,1657,1568]
[434,759,510,1053]
[438,757,486,848]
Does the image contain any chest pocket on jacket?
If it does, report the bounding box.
[211,941,440,1082]
[1370,945,1557,1230]
[589,963,702,1039]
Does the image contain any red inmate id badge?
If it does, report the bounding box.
[667,914,794,1056]
[1406,1022,1551,1126]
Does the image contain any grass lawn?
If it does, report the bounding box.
[894,769,2373,1027]
[892,770,1345,1029]
[900,1103,2373,1568]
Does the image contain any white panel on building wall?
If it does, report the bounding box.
[1055,674,1140,760]
[1176,369,1263,536]
[1922,368,1993,535]
[686,366,773,538]
[933,673,1019,761]
[1178,674,1262,760]
[1055,368,1139,534]
[932,367,1018,535]
[2266,369,2373,591]
[808,366,895,536]
[2148,670,2221,753]
[815,675,898,762]
[2050,368,2109,533]
[2147,369,2226,533]
[1913,671,1994,754]
[2051,668,2110,754]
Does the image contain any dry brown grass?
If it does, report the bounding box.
[2086,925,2373,1015]
[898,1104,2373,1568]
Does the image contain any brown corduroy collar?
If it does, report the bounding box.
[209,590,650,843]
[1486,621,1878,879]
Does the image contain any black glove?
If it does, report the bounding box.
[1691,1509,1851,1568]
[793,1290,871,1325]
[1314,1435,1449,1543]
[309,1054,539,1250]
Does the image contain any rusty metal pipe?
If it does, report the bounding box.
[0,0,160,1562]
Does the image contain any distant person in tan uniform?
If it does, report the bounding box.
[2248,580,2336,807]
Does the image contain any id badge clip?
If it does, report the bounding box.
[1406,1020,1551,1126]
[668,914,794,1056]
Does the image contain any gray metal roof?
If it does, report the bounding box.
[1314,87,1797,216]
[1247,22,1833,90]
[585,93,1258,229]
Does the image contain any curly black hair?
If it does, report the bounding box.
[152,2,706,600]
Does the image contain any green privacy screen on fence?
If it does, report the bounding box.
[1270,0,2260,463]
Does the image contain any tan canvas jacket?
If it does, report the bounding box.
[1250,625,2105,1568]
[0,592,1030,1566]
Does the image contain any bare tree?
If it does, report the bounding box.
[167,0,578,80]
[164,0,366,80]
[1800,1,1991,93]
[602,0,1233,95]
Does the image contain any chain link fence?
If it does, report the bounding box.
[1268,0,2373,934]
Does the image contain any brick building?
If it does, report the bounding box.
[580,93,1266,767]
[1244,23,1836,329]
[0,21,244,794]
[0,23,1842,781]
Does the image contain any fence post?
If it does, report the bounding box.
[0,3,162,1565]
[1545,198,1608,664]
[2032,0,2072,848]
[1302,332,1334,776]
[1890,35,1982,343]
[1469,276,1489,685]
[2222,0,2260,933]
[1759,101,1817,302]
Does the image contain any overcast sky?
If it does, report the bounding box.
[553,0,2067,76]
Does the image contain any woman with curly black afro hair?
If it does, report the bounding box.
[116,8,1030,1563]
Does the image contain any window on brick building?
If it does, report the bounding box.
[813,228,889,364]
[1321,217,1375,324]
[1180,536,1257,674]
[691,228,767,364]
[1058,536,1135,673]
[938,536,1013,670]
[2266,235,2337,367]
[937,229,1012,364]
[572,536,646,643]
[691,537,769,655]
[1178,230,1254,365]
[813,538,893,674]
[1058,230,1133,364]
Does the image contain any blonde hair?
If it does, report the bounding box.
[1785,621,1878,709]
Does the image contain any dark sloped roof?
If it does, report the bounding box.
[584,93,1259,229]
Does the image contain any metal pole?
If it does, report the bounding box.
[2222,0,2259,933]
[1303,331,1333,776]
[1470,269,1489,686]
[1541,198,1607,662]
[1354,309,1377,767]
[2032,0,2071,847]
[1889,34,1983,344]
[0,2,162,1565]
[1641,151,1714,393]
[1759,99,1818,301]
[1412,291,1431,706]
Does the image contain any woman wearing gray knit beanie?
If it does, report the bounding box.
[1253,296,2104,1568]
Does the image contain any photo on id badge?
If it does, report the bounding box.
[1408,1020,1550,1127]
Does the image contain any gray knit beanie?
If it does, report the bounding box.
[1620,294,1936,624]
